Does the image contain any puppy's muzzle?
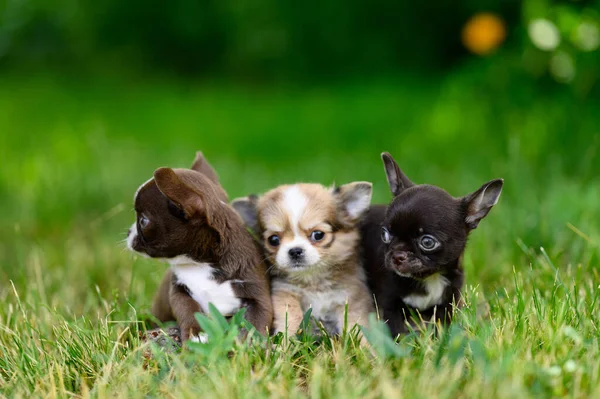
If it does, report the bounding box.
[288,247,304,262]
[387,251,424,276]
[392,251,408,266]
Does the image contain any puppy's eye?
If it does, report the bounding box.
[267,235,280,247]
[310,230,325,242]
[419,235,440,252]
[139,215,150,229]
[381,227,391,244]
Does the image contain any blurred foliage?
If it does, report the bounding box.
[2,0,599,93]
[523,0,600,96]
[1,0,598,94]
[0,0,521,76]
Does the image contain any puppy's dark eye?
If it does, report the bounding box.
[419,235,440,252]
[381,227,391,244]
[267,235,280,247]
[310,230,325,242]
[139,215,150,229]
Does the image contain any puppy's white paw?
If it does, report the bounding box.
[190,333,209,344]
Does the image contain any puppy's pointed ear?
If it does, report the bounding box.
[381,152,414,196]
[335,182,373,222]
[231,195,260,233]
[154,167,205,219]
[463,178,504,230]
[190,151,220,185]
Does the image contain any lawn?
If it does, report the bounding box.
[0,71,599,398]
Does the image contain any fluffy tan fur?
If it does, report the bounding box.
[254,183,374,337]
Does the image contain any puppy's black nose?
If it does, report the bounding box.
[392,251,408,265]
[288,247,304,260]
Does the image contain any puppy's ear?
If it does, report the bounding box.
[190,151,220,185]
[154,167,205,219]
[335,182,373,222]
[231,195,260,233]
[381,152,414,196]
[463,178,504,229]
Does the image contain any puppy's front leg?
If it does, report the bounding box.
[242,296,274,337]
[151,269,174,324]
[342,286,375,345]
[344,303,372,331]
[272,289,304,337]
[169,283,203,342]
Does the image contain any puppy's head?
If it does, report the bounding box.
[127,152,229,261]
[233,182,372,275]
[380,152,503,278]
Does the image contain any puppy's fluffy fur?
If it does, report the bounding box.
[234,182,374,337]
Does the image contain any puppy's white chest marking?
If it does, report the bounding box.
[304,289,349,319]
[171,258,241,316]
[403,273,449,310]
[273,281,349,323]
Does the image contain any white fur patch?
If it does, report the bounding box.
[403,273,450,310]
[344,191,371,220]
[190,333,209,344]
[127,178,153,253]
[276,186,320,268]
[170,256,242,316]
[126,222,137,251]
[283,185,308,228]
[306,289,349,320]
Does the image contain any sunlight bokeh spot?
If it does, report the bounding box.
[461,13,506,55]
[549,51,575,83]
[574,21,600,51]
[528,19,561,51]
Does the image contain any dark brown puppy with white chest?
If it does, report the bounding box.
[361,152,503,336]
[127,152,273,341]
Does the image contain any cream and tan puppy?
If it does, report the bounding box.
[233,182,374,338]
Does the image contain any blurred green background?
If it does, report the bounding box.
[0,0,599,314]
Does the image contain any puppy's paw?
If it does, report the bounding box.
[142,326,182,349]
[140,326,182,368]
[179,324,201,342]
[272,319,293,337]
[190,333,209,344]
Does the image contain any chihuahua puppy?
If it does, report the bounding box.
[127,152,273,342]
[361,152,503,336]
[233,183,374,338]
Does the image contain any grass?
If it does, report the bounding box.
[0,69,599,398]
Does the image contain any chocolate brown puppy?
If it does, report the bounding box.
[127,152,273,341]
[361,152,503,336]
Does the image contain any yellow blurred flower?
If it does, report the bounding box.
[462,13,506,55]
